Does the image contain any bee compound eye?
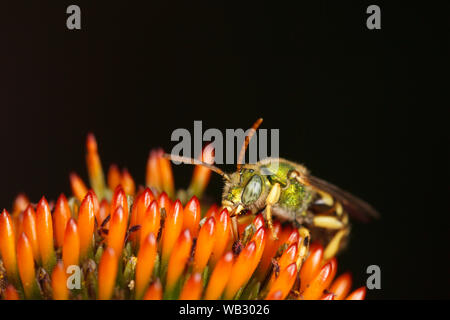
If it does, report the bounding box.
[242,174,262,205]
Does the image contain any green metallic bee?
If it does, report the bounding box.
[164,119,379,262]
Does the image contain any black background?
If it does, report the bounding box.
[1,1,448,299]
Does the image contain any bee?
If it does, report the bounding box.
[164,119,379,262]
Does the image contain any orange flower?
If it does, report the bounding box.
[224,240,257,299]
[12,194,29,219]
[52,261,69,300]
[86,133,106,199]
[78,192,95,260]
[69,172,88,202]
[257,221,282,279]
[98,247,118,300]
[137,188,155,227]
[107,206,127,258]
[13,210,24,244]
[161,200,184,264]
[97,199,110,228]
[3,285,19,300]
[146,149,174,198]
[266,243,298,290]
[107,164,121,191]
[266,263,297,300]
[146,150,162,191]
[139,200,161,249]
[157,191,171,214]
[253,214,265,230]
[179,272,202,300]
[328,272,353,300]
[183,196,201,237]
[36,197,56,271]
[0,209,18,284]
[299,242,323,292]
[17,233,39,299]
[189,144,215,198]
[53,194,71,248]
[143,279,162,300]
[165,229,192,296]
[346,287,367,300]
[248,226,267,272]
[22,206,39,262]
[205,203,219,218]
[210,208,231,266]
[265,290,283,300]
[158,152,175,199]
[63,218,80,268]
[301,259,336,300]
[130,188,154,245]
[135,233,157,299]
[204,251,234,300]
[121,169,136,196]
[110,186,129,225]
[322,293,335,300]
[193,216,215,272]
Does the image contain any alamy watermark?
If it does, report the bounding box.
[66,265,81,289]
[366,5,381,30]
[170,121,280,172]
[366,264,381,290]
[66,5,81,30]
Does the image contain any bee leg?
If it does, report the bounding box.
[290,170,351,260]
[265,183,281,239]
[311,214,349,260]
[312,216,345,230]
[296,227,310,270]
[231,216,239,241]
[229,204,244,241]
[323,228,350,260]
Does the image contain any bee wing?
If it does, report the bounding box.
[307,175,380,223]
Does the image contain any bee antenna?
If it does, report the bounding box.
[163,154,231,182]
[237,118,263,170]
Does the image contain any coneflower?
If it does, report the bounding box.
[0,134,366,300]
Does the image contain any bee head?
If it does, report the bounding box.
[222,167,265,216]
